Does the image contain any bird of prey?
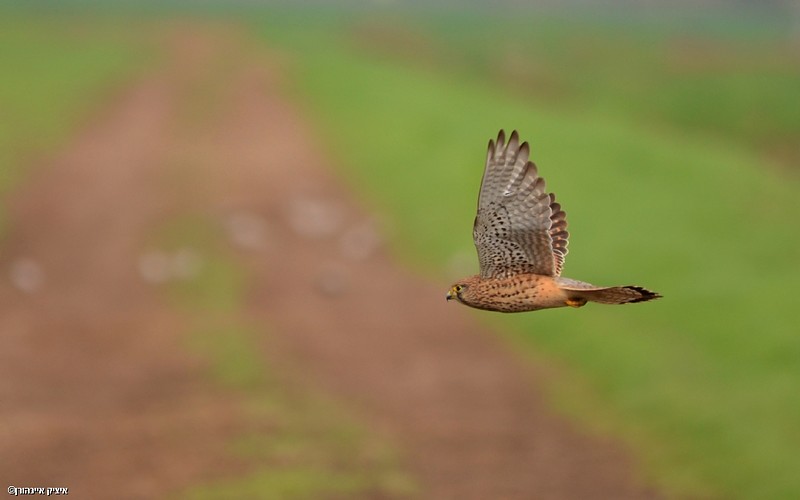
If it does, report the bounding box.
[446,130,661,313]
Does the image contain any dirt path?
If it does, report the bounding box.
[0,25,659,499]
[0,31,251,499]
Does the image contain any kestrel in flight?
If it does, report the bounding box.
[447,130,661,313]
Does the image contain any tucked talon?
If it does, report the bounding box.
[565,298,587,308]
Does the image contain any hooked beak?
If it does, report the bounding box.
[446,289,455,301]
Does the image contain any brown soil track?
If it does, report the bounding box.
[0,26,660,499]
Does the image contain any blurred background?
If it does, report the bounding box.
[1,1,798,499]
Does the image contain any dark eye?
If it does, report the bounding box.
[455,285,464,292]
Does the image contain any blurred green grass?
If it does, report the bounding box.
[0,14,153,242]
[0,15,150,195]
[351,12,800,169]
[3,6,798,498]
[260,12,800,499]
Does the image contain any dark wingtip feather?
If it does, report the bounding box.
[519,141,530,158]
[496,130,506,148]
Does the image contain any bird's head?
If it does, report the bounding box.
[446,283,466,303]
[446,277,479,306]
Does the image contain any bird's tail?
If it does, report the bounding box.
[558,281,661,307]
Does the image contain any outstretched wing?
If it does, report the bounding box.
[473,130,569,278]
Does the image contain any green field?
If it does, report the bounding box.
[3,6,799,499]
[0,15,150,194]
[0,14,155,238]
[260,11,800,499]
